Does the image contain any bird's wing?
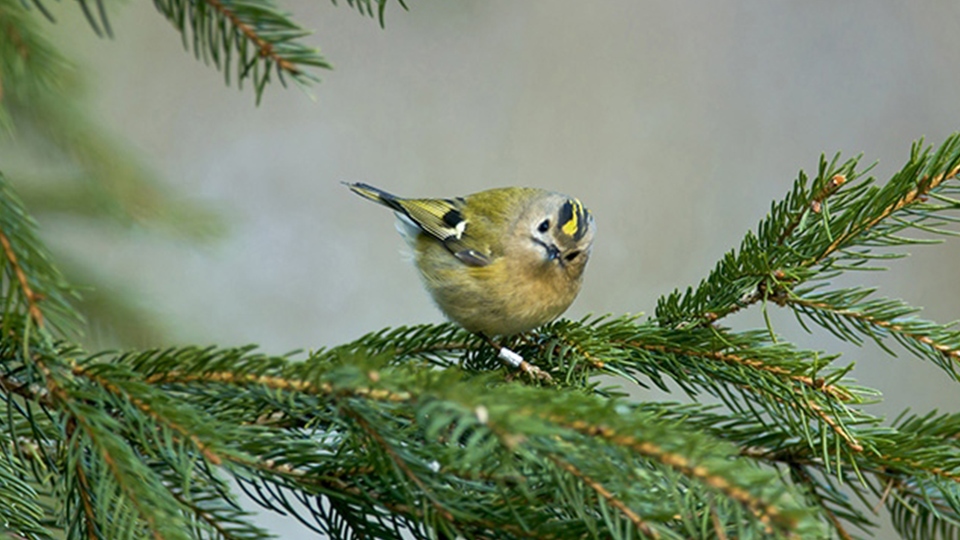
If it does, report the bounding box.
[396,197,494,267]
[346,183,493,267]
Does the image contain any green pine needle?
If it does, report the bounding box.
[3,127,960,537]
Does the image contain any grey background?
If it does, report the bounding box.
[42,1,960,537]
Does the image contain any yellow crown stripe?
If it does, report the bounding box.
[562,199,582,236]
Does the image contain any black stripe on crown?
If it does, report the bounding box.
[558,199,589,240]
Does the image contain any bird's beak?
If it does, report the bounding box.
[546,244,561,262]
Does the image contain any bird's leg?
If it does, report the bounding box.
[478,333,552,382]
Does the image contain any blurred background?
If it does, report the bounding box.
[4,1,960,537]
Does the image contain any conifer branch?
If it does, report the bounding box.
[150,0,328,103]
[144,368,414,402]
[627,341,852,401]
[656,134,960,330]
[790,465,857,540]
[886,478,960,540]
[73,434,100,540]
[0,229,43,328]
[777,174,849,245]
[334,0,408,27]
[2,0,402,106]
[117,342,824,537]
[809,161,960,267]
[548,455,659,539]
[674,401,960,539]
[3,136,960,537]
[0,173,82,336]
[541,413,798,534]
[0,453,49,539]
[148,0,406,101]
[541,318,873,458]
[0,0,73,123]
[346,406,460,526]
[786,291,960,377]
[73,364,224,465]
[64,411,174,540]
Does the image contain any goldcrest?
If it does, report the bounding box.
[346,183,595,338]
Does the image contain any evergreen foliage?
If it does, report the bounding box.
[6,0,403,104]
[3,0,960,537]
[1,132,960,538]
[2,0,397,344]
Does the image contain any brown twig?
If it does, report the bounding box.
[790,465,854,540]
[0,229,44,327]
[710,504,729,540]
[727,377,863,453]
[167,486,239,539]
[874,477,895,514]
[788,297,960,367]
[344,408,457,523]
[549,456,659,538]
[74,365,224,465]
[778,174,848,245]
[203,0,299,75]
[802,399,863,452]
[246,450,558,539]
[632,342,852,401]
[543,414,792,535]
[72,434,100,540]
[145,369,411,402]
[805,164,960,267]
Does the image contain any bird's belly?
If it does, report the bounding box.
[424,263,577,336]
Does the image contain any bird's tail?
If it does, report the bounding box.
[343,182,406,213]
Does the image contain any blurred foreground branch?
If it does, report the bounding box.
[1,0,402,347]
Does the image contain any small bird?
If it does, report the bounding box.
[346,183,596,378]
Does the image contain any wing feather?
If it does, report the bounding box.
[346,183,493,266]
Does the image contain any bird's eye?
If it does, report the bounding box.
[564,250,580,262]
[537,219,550,233]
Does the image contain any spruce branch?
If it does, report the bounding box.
[333,0,408,27]
[1,2,223,243]
[4,0,404,104]
[0,451,49,539]
[656,135,960,330]
[0,172,82,337]
[151,0,328,103]
[0,0,73,129]
[2,0,225,347]
[147,0,405,101]
[547,455,658,538]
[655,135,960,381]
[110,342,823,538]
[2,136,960,538]
[537,318,877,462]
[626,401,960,540]
[789,466,864,540]
[785,290,960,378]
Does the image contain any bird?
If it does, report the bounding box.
[346,182,596,379]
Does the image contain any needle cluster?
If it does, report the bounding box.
[1,134,960,539]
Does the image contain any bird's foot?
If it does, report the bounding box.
[498,347,552,382]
